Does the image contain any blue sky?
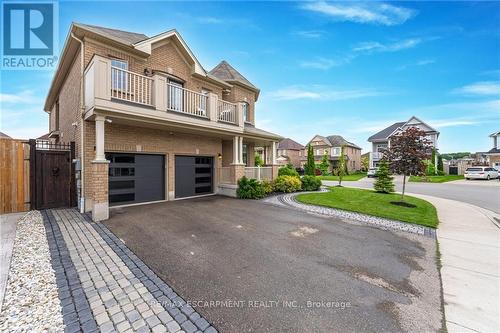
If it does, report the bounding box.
[1,1,499,153]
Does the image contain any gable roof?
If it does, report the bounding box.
[74,23,148,45]
[368,122,406,142]
[368,116,440,142]
[326,135,361,149]
[278,138,304,150]
[209,60,259,95]
[0,131,12,139]
[489,130,500,137]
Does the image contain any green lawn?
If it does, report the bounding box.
[409,175,464,183]
[317,173,366,181]
[296,187,438,228]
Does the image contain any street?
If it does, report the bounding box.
[323,177,500,213]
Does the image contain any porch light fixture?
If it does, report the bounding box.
[218,153,222,160]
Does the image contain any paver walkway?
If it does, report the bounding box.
[43,208,216,333]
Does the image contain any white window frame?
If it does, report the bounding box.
[111,59,128,91]
[242,102,249,122]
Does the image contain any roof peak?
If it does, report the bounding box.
[209,60,259,92]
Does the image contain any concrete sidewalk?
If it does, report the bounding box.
[0,212,23,311]
[410,193,500,333]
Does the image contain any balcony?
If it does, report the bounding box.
[84,55,244,130]
[371,151,383,160]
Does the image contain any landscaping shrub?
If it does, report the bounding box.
[373,160,395,193]
[273,175,302,193]
[237,176,265,199]
[261,180,274,195]
[278,165,299,178]
[301,175,322,191]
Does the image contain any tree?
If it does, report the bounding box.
[361,155,369,172]
[431,148,437,175]
[337,145,347,186]
[373,159,394,193]
[384,127,432,201]
[319,151,330,175]
[437,154,444,173]
[304,145,315,176]
[254,153,264,167]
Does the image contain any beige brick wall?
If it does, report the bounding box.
[83,122,223,208]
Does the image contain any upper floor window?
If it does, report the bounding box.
[242,102,249,122]
[332,147,341,156]
[111,59,128,91]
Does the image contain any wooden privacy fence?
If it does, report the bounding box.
[0,139,30,214]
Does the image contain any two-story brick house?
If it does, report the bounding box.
[43,23,282,221]
[367,116,439,168]
[276,138,304,167]
[301,135,362,172]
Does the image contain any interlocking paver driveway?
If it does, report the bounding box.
[43,209,216,333]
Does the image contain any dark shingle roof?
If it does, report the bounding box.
[368,122,406,142]
[244,124,282,140]
[209,60,258,90]
[488,148,500,154]
[37,133,50,140]
[326,135,361,149]
[278,138,304,150]
[74,23,149,45]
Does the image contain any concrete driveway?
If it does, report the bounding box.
[324,176,500,213]
[105,196,443,332]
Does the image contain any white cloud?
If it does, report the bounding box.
[269,85,384,101]
[396,59,436,71]
[293,30,325,38]
[430,119,480,128]
[452,81,500,96]
[353,38,422,53]
[299,57,348,70]
[301,1,416,26]
[0,90,42,104]
[197,16,224,24]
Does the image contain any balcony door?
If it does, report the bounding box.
[168,79,184,112]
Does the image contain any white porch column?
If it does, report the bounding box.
[272,141,277,165]
[232,136,239,164]
[94,115,106,161]
[239,136,244,164]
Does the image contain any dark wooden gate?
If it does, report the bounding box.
[29,140,76,210]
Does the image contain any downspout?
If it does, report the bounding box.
[71,32,85,213]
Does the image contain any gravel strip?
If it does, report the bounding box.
[0,211,64,332]
[262,191,435,237]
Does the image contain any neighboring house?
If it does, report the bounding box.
[486,131,500,169]
[43,23,281,221]
[276,138,304,167]
[37,133,50,140]
[0,132,12,139]
[367,116,439,168]
[301,135,362,172]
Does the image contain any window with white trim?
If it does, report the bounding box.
[111,59,128,91]
[242,102,249,122]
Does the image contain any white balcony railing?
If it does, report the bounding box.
[245,166,272,181]
[166,83,208,118]
[371,151,383,160]
[85,55,245,128]
[111,66,154,106]
[217,100,237,124]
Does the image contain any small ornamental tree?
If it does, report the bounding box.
[384,127,432,201]
[304,145,315,176]
[254,153,264,167]
[319,151,330,175]
[337,145,347,186]
[361,155,369,172]
[373,159,394,193]
[437,154,444,173]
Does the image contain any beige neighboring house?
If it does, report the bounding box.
[301,135,362,172]
[276,138,304,167]
[43,23,282,221]
[486,131,500,169]
[368,116,439,168]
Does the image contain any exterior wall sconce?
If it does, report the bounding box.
[218,153,222,160]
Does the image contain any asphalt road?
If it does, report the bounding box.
[105,196,443,333]
[323,177,500,213]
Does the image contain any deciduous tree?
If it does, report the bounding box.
[384,127,432,201]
